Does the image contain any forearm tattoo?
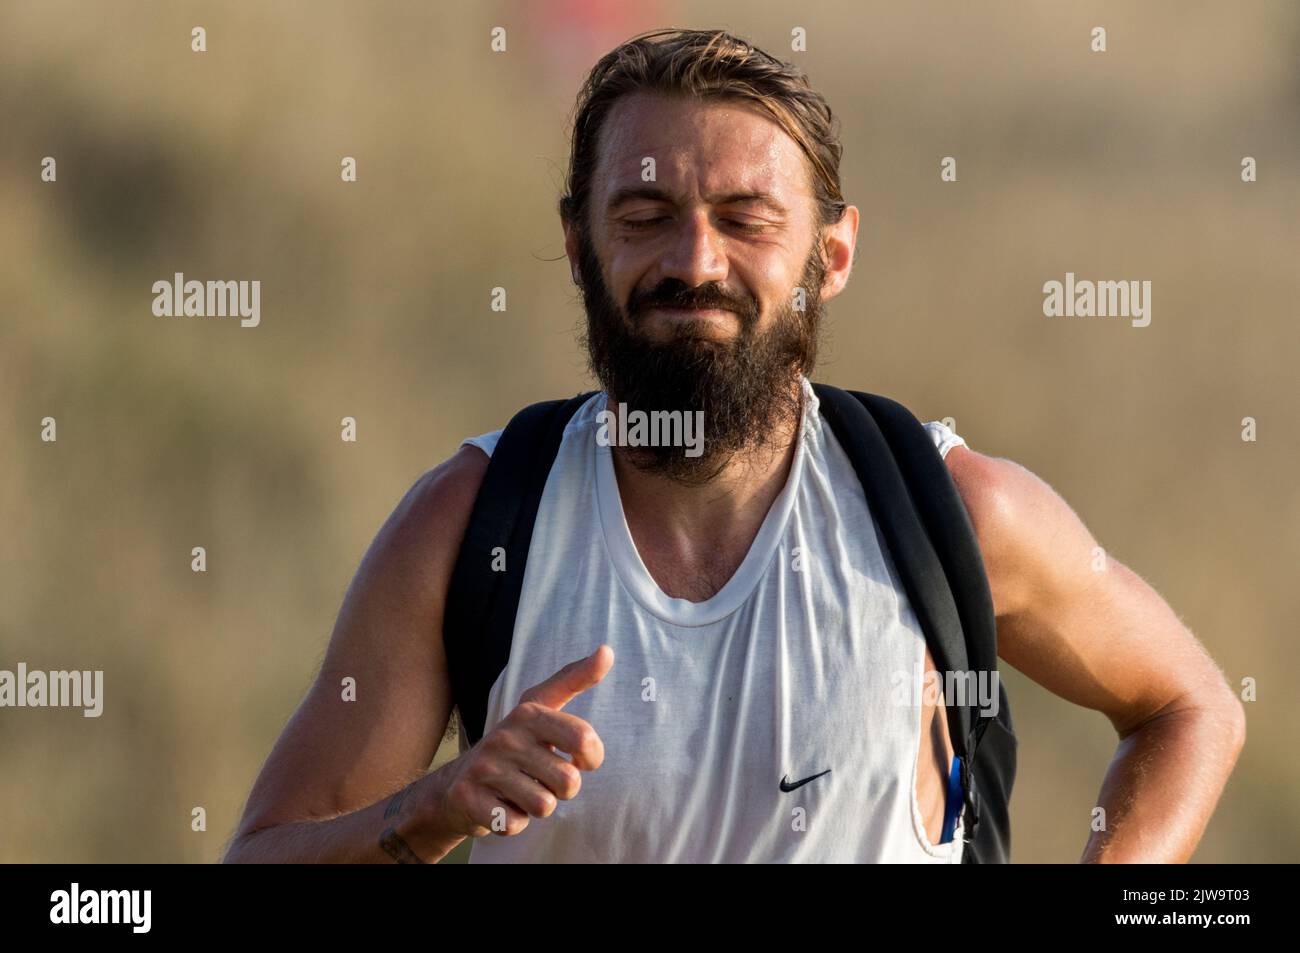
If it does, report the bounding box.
[384,780,416,820]
[379,780,426,863]
[379,826,426,864]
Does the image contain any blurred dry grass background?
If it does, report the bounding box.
[0,0,1296,863]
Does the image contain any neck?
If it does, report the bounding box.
[604,376,806,582]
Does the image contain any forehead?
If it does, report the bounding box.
[593,92,812,203]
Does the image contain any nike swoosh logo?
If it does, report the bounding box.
[779,769,831,792]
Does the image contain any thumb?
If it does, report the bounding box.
[520,644,614,711]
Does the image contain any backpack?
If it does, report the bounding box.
[443,382,1017,863]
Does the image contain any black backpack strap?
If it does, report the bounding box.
[815,382,1016,861]
[813,384,974,756]
[849,389,1014,862]
[853,393,999,697]
[443,391,598,746]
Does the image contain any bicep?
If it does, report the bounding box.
[236,446,488,833]
[946,446,1230,737]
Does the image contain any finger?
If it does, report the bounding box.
[519,644,614,711]
[511,743,584,801]
[520,707,605,771]
[484,766,559,820]
[464,786,531,837]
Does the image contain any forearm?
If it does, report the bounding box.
[1081,698,1245,863]
[223,762,469,865]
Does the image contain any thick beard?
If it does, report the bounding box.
[577,230,826,485]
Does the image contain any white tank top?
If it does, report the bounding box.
[456,375,970,862]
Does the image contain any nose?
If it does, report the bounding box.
[656,210,729,289]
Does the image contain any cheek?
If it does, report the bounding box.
[741,243,798,286]
[603,249,651,301]
[753,266,799,312]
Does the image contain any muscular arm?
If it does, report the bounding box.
[223,445,489,863]
[944,445,1246,863]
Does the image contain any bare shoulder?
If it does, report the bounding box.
[940,442,1241,738]
[342,443,492,630]
[378,444,490,581]
[940,443,1091,623]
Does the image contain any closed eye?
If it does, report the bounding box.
[621,217,769,233]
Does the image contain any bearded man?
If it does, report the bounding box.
[225,29,1243,865]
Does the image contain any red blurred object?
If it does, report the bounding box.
[525,0,676,81]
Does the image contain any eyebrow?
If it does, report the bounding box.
[604,186,788,217]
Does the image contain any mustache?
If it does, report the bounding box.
[627,282,759,325]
